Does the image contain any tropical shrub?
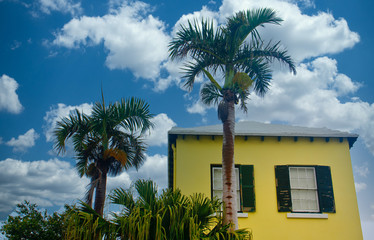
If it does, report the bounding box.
[65,179,252,239]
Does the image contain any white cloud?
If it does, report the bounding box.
[218,0,359,62]
[171,6,219,37]
[53,1,170,80]
[354,164,370,178]
[0,158,88,219]
[5,129,39,152]
[107,154,167,191]
[0,154,167,220]
[38,0,82,16]
[107,172,132,193]
[187,100,209,115]
[355,182,367,193]
[162,0,359,92]
[144,113,176,147]
[128,154,168,189]
[43,103,93,142]
[0,74,23,114]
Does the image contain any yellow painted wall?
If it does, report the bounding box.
[172,135,363,240]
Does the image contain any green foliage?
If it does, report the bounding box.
[65,179,252,240]
[168,8,296,109]
[0,201,69,240]
[53,96,153,216]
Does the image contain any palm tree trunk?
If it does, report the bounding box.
[94,169,108,216]
[221,93,238,230]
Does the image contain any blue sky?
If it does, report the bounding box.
[0,0,373,238]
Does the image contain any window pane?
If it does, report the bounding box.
[213,190,222,200]
[291,189,319,212]
[213,168,222,190]
[290,167,319,212]
[212,167,241,209]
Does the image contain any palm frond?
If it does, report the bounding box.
[135,179,158,210]
[169,19,224,61]
[109,187,135,214]
[250,41,296,74]
[117,97,154,134]
[53,109,89,154]
[200,82,223,106]
[182,59,222,91]
[247,58,272,97]
[225,8,283,50]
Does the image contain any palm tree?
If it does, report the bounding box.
[169,9,296,229]
[54,97,153,216]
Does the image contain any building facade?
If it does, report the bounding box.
[168,121,362,239]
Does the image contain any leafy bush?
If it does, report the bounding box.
[0,201,69,240]
[66,179,252,239]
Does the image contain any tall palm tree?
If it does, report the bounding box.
[54,97,153,216]
[169,9,296,229]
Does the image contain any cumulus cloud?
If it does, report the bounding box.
[355,182,367,193]
[187,99,210,115]
[106,154,168,192]
[144,113,176,147]
[354,164,370,178]
[218,0,359,62]
[53,1,170,80]
[37,0,82,16]
[162,0,359,91]
[128,154,168,189]
[0,154,168,220]
[0,74,23,114]
[0,158,88,219]
[6,129,40,152]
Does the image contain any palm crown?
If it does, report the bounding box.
[54,97,153,215]
[169,8,296,112]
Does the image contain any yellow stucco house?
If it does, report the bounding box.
[168,121,363,239]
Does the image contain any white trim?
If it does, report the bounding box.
[211,212,248,218]
[287,213,328,219]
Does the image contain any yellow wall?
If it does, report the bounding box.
[172,135,363,240]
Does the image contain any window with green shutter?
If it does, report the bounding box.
[211,164,255,212]
[275,165,335,213]
[240,165,255,212]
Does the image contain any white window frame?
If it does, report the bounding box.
[289,166,320,213]
[212,166,241,211]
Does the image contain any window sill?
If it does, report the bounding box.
[211,212,249,218]
[287,213,328,219]
[238,212,248,218]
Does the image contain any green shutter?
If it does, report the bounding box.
[316,166,336,213]
[240,165,255,212]
[275,165,292,212]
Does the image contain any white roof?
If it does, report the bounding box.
[168,121,358,138]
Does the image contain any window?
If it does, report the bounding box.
[289,167,319,212]
[211,165,255,212]
[275,165,335,213]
